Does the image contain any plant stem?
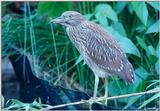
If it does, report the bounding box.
[50,24,60,85]
[44,89,160,110]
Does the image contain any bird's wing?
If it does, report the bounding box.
[83,22,134,83]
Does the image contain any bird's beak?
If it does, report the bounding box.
[50,16,63,24]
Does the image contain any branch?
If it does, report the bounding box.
[44,89,160,110]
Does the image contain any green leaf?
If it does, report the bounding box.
[115,2,128,14]
[95,4,118,21]
[75,55,83,65]
[119,37,140,57]
[112,21,127,37]
[136,37,158,63]
[146,20,160,34]
[147,45,158,64]
[155,58,160,75]
[131,2,148,26]
[156,42,160,58]
[147,45,156,59]
[124,95,141,109]
[84,14,93,20]
[99,15,108,27]
[95,11,108,27]
[128,3,134,14]
[147,45,156,56]
[108,79,125,97]
[136,36,148,52]
[147,2,160,11]
[135,67,149,85]
[138,93,160,109]
[37,2,73,17]
[148,55,158,64]
[155,42,160,74]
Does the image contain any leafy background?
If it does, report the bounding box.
[2,1,160,110]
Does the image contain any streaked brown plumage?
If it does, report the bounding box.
[51,11,134,101]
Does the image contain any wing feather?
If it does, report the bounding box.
[83,21,134,83]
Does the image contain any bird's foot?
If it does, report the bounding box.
[88,97,96,110]
[105,97,108,105]
[89,97,96,103]
[101,95,108,106]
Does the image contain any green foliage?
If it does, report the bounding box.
[111,21,127,37]
[131,2,148,26]
[2,98,48,111]
[146,20,160,34]
[2,1,159,109]
[139,92,160,109]
[95,4,118,21]
[147,1,160,11]
[38,2,73,17]
[115,2,128,14]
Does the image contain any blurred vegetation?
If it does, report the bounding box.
[2,1,160,110]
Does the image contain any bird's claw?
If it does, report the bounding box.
[88,97,97,110]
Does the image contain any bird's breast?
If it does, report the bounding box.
[66,26,87,52]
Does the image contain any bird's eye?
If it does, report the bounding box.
[69,15,72,18]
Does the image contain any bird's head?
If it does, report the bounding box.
[50,11,85,27]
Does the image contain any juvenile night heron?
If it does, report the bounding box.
[50,11,134,104]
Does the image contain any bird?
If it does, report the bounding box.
[50,11,134,105]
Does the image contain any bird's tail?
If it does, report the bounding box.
[118,61,135,84]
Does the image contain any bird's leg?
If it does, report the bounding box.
[104,78,108,105]
[89,74,99,100]
[89,74,99,109]
[93,74,99,99]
